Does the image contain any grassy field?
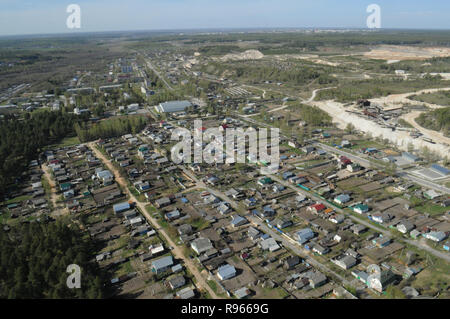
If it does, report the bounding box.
[2,195,31,205]
[410,91,450,106]
[44,136,81,150]
[415,203,449,216]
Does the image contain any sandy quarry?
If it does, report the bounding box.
[369,87,450,110]
[219,49,264,62]
[310,94,450,157]
[272,54,340,66]
[364,45,450,61]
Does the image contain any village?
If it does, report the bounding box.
[1,30,449,300]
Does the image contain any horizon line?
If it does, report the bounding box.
[1,26,450,39]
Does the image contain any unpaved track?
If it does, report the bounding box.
[401,111,450,146]
[87,142,220,299]
[42,163,69,216]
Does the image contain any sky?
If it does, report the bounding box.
[0,0,449,36]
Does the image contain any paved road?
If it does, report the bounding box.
[88,142,220,299]
[139,53,174,91]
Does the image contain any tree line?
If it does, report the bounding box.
[74,115,148,142]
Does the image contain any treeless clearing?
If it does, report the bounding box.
[364,45,450,61]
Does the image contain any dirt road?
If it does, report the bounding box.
[401,111,450,146]
[42,164,69,217]
[87,142,220,299]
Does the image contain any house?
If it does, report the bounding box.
[341,140,351,148]
[373,236,392,248]
[272,218,293,229]
[257,177,273,186]
[272,184,286,193]
[176,287,195,299]
[113,202,131,215]
[367,269,396,292]
[312,244,329,255]
[165,209,181,221]
[295,228,314,244]
[309,272,327,288]
[132,225,151,237]
[302,146,316,154]
[424,190,440,200]
[244,197,257,207]
[168,275,186,290]
[234,287,251,299]
[410,229,421,239]
[284,256,301,270]
[177,224,193,236]
[225,188,243,199]
[353,204,369,214]
[423,231,447,242]
[151,256,174,274]
[397,220,415,234]
[334,194,351,205]
[124,210,138,220]
[261,205,276,217]
[172,264,183,273]
[308,203,326,214]
[63,189,75,199]
[283,171,295,180]
[129,216,144,227]
[351,224,368,235]
[191,238,213,255]
[329,214,345,224]
[60,183,72,192]
[155,197,172,208]
[150,243,165,256]
[371,212,393,224]
[217,203,232,215]
[443,241,450,251]
[247,227,261,240]
[347,163,361,173]
[96,170,114,185]
[231,215,248,228]
[217,264,236,281]
[339,156,352,166]
[259,237,281,252]
[333,255,357,270]
[442,199,450,207]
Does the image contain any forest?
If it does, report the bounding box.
[74,115,148,142]
[0,111,77,197]
[0,221,106,298]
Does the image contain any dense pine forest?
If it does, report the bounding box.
[0,111,77,197]
[0,221,106,298]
